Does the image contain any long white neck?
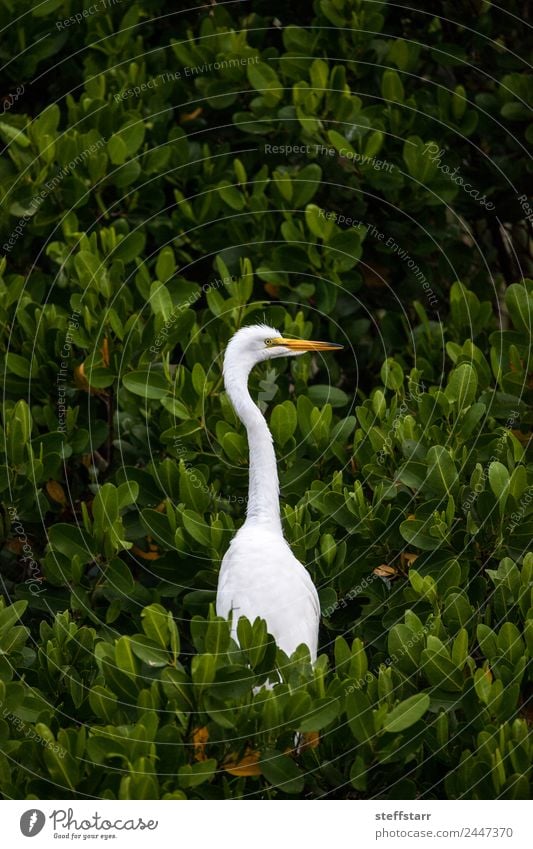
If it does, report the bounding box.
[223,361,282,530]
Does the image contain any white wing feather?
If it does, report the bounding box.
[216,524,320,660]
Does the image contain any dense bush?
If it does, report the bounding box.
[0,1,531,799]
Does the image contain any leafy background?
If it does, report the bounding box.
[0,0,531,799]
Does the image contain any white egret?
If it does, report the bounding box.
[216,324,343,663]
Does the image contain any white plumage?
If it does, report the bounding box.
[215,324,343,662]
[217,523,320,659]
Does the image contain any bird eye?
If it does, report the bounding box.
[264,338,273,346]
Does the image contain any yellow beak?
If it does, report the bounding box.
[271,337,343,351]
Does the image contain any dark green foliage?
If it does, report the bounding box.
[0,0,531,799]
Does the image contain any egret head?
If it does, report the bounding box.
[224,324,343,373]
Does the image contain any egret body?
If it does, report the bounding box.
[216,325,342,661]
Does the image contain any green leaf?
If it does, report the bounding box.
[395,461,427,490]
[247,62,282,106]
[346,690,375,743]
[305,203,332,240]
[48,524,94,564]
[509,465,527,499]
[443,592,473,630]
[424,446,459,498]
[296,698,340,732]
[497,622,523,665]
[141,604,171,648]
[114,230,146,263]
[381,69,404,103]
[310,57,329,93]
[222,431,247,463]
[505,283,532,334]
[217,181,244,211]
[388,623,424,672]
[308,385,349,407]
[93,483,119,531]
[5,353,32,378]
[403,136,439,182]
[130,635,169,667]
[260,749,304,794]
[150,281,173,320]
[270,401,297,446]
[181,510,211,547]
[42,740,78,790]
[421,641,463,692]
[473,668,492,705]
[191,653,216,688]
[104,557,134,594]
[381,359,404,390]
[477,624,498,660]
[108,134,128,165]
[327,129,355,156]
[400,518,441,550]
[459,402,486,439]
[488,461,510,504]
[160,396,190,419]
[204,615,230,657]
[89,685,118,722]
[445,363,478,410]
[328,227,363,271]
[179,461,210,513]
[0,121,30,148]
[451,628,469,668]
[123,370,168,399]
[0,600,27,632]
[292,164,322,207]
[117,119,145,155]
[140,508,175,549]
[177,760,217,789]
[383,693,430,732]
[114,636,141,678]
[237,616,269,667]
[10,399,32,451]
[74,250,101,284]
[273,170,293,202]
[155,246,176,283]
